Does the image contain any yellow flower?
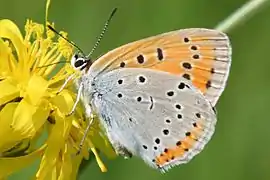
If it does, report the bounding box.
[0,0,116,179]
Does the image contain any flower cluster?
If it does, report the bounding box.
[0,0,115,179]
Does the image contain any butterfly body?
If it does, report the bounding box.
[69,28,231,172]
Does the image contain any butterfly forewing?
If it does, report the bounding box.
[90,68,217,172]
[89,28,231,106]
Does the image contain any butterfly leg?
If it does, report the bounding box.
[57,74,75,94]
[76,112,95,155]
[67,82,83,116]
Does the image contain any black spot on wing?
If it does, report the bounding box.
[149,96,154,110]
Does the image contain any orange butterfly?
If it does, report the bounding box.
[51,8,231,172]
[77,28,231,171]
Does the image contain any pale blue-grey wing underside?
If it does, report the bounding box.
[90,68,217,172]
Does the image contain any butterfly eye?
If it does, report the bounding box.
[74,58,86,68]
[71,53,89,70]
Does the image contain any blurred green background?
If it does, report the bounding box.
[1,0,270,179]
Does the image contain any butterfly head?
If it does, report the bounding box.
[71,53,92,71]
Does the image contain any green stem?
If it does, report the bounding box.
[215,0,270,32]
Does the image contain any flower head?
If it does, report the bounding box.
[0,1,115,179]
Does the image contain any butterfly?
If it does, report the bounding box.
[60,25,231,172]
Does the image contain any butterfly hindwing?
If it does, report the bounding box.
[89,28,231,106]
[90,68,217,172]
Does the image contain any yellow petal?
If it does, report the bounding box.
[24,74,49,105]
[0,19,23,40]
[58,144,73,180]
[0,92,49,154]
[1,139,30,157]
[37,90,76,179]
[0,79,19,106]
[51,90,75,114]
[0,38,16,76]
[69,151,84,180]
[0,19,26,63]
[12,99,50,138]
[36,114,64,179]
[36,109,72,179]
[90,146,107,172]
[0,103,22,152]
[0,144,45,179]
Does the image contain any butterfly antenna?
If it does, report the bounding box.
[47,25,87,57]
[87,8,118,58]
